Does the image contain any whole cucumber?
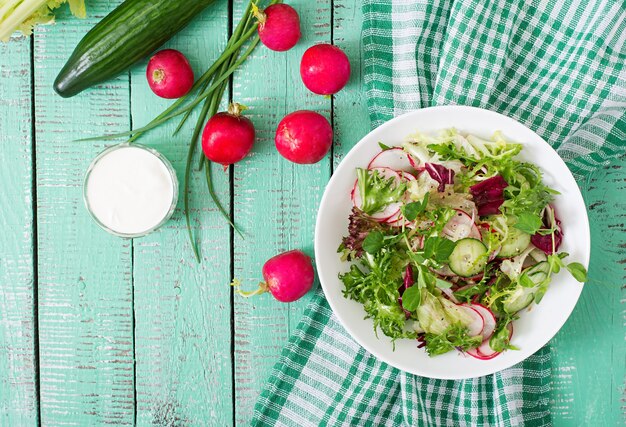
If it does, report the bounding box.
[54,0,216,98]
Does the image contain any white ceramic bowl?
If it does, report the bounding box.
[315,106,590,379]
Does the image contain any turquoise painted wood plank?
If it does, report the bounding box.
[333,0,370,166]
[0,37,38,425]
[129,1,233,425]
[550,156,626,426]
[33,2,135,425]
[232,0,331,423]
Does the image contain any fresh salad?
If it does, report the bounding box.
[338,129,587,359]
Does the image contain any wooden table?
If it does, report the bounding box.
[0,1,623,425]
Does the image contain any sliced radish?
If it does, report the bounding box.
[465,347,483,359]
[368,148,414,172]
[384,210,402,224]
[407,153,424,171]
[384,171,418,226]
[471,304,497,339]
[467,318,514,360]
[473,340,500,359]
[350,179,362,208]
[400,171,416,181]
[387,215,418,230]
[350,167,403,221]
[441,287,460,304]
[432,264,455,277]
[458,305,484,337]
[371,207,401,222]
[441,209,482,242]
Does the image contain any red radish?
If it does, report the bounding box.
[146,49,195,99]
[464,303,496,339]
[400,171,417,181]
[300,44,351,95]
[202,103,255,169]
[457,304,484,337]
[441,209,482,242]
[383,171,417,225]
[385,213,402,226]
[233,250,314,302]
[253,3,301,51]
[431,264,455,277]
[467,342,499,360]
[367,148,415,172]
[467,319,513,360]
[408,155,424,171]
[275,110,333,164]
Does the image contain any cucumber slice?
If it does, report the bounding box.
[525,261,549,284]
[448,238,488,277]
[502,262,550,313]
[502,287,534,313]
[498,228,531,257]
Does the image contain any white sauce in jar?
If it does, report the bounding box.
[84,144,178,237]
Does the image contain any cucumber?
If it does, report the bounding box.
[448,238,488,277]
[502,288,534,314]
[498,228,531,257]
[54,0,216,98]
[524,261,549,284]
[502,262,549,313]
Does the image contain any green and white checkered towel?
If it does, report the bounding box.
[252,1,626,426]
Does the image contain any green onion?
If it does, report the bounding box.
[80,0,280,261]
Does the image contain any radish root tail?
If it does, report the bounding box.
[231,278,269,297]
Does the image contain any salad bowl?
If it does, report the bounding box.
[314,106,590,379]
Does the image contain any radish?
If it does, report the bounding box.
[202,103,256,169]
[431,264,455,277]
[457,304,484,337]
[441,209,482,242]
[300,43,351,95]
[400,171,417,181]
[467,319,513,360]
[147,49,195,99]
[275,110,333,164]
[384,170,417,225]
[367,148,415,172]
[232,250,314,303]
[464,303,496,339]
[253,3,301,51]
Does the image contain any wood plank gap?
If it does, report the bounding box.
[229,165,236,427]
[128,68,138,427]
[227,3,237,427]
[29,33,42,427]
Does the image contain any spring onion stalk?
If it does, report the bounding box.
[103,0,277,261]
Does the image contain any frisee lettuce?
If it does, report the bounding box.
[356,168,406,215]
[425,323,483,356]
[0,0,86,42]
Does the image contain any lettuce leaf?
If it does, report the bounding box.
[356,168,406,215]
[425,323,482,356]
[339,240,415,341]
[0,0,86,42]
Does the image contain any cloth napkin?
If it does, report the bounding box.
[252,1,626,426]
